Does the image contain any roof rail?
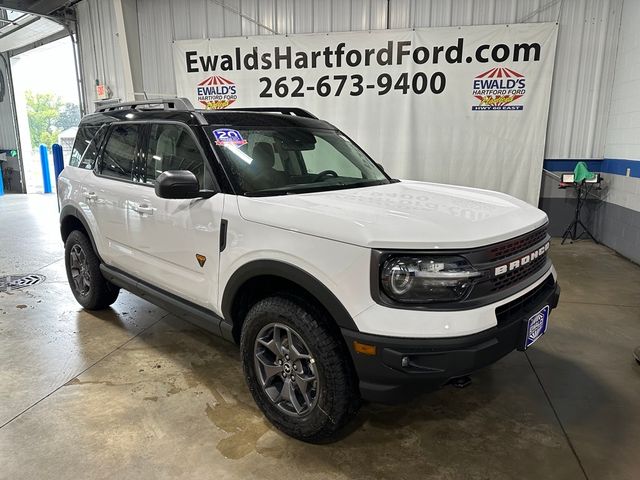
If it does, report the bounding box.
[96,98,195,113]
[221,107,318,119]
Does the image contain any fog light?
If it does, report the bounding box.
[401,356,410,367]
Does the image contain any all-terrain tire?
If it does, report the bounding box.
[240,295,360,443]
[64,230,119,310]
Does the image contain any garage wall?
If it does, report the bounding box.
[76,0,623,162]
[75,0,129,106]
[592,0,640,264]
[0,52,23,192]
[0,54,16,149]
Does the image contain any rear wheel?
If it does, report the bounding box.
[64,230,119,310]
[240,296,360,443]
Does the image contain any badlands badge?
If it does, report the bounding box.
[196,75,238,109]
[472,67,526,111]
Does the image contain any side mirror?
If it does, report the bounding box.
[155,170,202,199]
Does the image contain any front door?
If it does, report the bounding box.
[125,122,223,312]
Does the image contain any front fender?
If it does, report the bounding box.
[221,259,359,332]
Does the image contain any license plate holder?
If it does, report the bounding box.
[524,305,549,349]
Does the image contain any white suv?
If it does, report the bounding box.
[58,99,560,443]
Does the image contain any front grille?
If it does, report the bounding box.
[487,226,548,262]
[459,224,551,303]
[490,254,548,292]
[495,275,555,328]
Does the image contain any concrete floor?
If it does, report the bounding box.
[0,193,639,480]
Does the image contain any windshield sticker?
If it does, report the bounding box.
[213,128,247,146]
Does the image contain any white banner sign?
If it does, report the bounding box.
[173,23,558,205]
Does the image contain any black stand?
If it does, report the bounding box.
[561,181,598,245]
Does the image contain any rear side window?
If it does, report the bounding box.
[76,125,107,170]
[69,127,98,168]
[144,123,205,186]
[100,125,140,181]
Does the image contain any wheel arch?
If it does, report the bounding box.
[221,260,359,344]
[60,205,101,261]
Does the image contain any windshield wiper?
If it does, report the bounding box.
[245,188,299,197]
[245,179,390,197]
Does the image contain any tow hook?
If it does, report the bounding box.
[448,376,472,389]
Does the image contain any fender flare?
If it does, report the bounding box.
[60,205,102,260]
[221,259,359,332]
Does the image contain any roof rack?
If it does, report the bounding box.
[96,98,195,113]
[221,107,318,119]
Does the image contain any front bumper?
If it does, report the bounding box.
[342,275,560,403]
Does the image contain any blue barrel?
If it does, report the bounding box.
[52,144,64,183]
[39,144,52,194]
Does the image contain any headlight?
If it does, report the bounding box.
[380,256,481,303]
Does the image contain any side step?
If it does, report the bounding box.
[100,264,234,342]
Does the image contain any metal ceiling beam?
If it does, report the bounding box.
[0,15,40,41]
[0,1,71,16]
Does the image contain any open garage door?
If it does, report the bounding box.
[0,3,82,194]
[0,9,64,52]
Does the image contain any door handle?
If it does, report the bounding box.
[133,203,154,215]
[85,192,97,201]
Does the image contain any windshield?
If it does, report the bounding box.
[208,127,390,196]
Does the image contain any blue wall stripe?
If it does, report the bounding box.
[543,159,603,172]
[543,158,640,179]
[601,158,640,178]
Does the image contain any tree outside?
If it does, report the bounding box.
[58,102,81,130]
[25,90,80,149]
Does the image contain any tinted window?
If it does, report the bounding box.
[210,128,388,195]
[144,124,206,186]
[101,125,139,180]
[78,125,107,170]
[301,136,361,177]
[69,127,98,168]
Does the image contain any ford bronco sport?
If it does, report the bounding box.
[58,98,560,443]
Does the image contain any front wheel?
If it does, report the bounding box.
[64,230,119,310]
[240,296,360,443]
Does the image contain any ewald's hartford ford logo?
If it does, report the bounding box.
[472,67,526,111]
[196,75,238,109]
[494,242,549,276]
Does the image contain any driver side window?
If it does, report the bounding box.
[144,123,206,187]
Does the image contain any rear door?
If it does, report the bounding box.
[62,124,110,256]
[90,123,144,269]
[125,122,224,311]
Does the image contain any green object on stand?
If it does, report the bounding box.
[573,161,595,183]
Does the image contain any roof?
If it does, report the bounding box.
[81,99,335,130]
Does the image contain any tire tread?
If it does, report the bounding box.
[241,295,360,443]
[64,230,119,310]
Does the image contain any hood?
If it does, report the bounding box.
[236,180,548,249]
